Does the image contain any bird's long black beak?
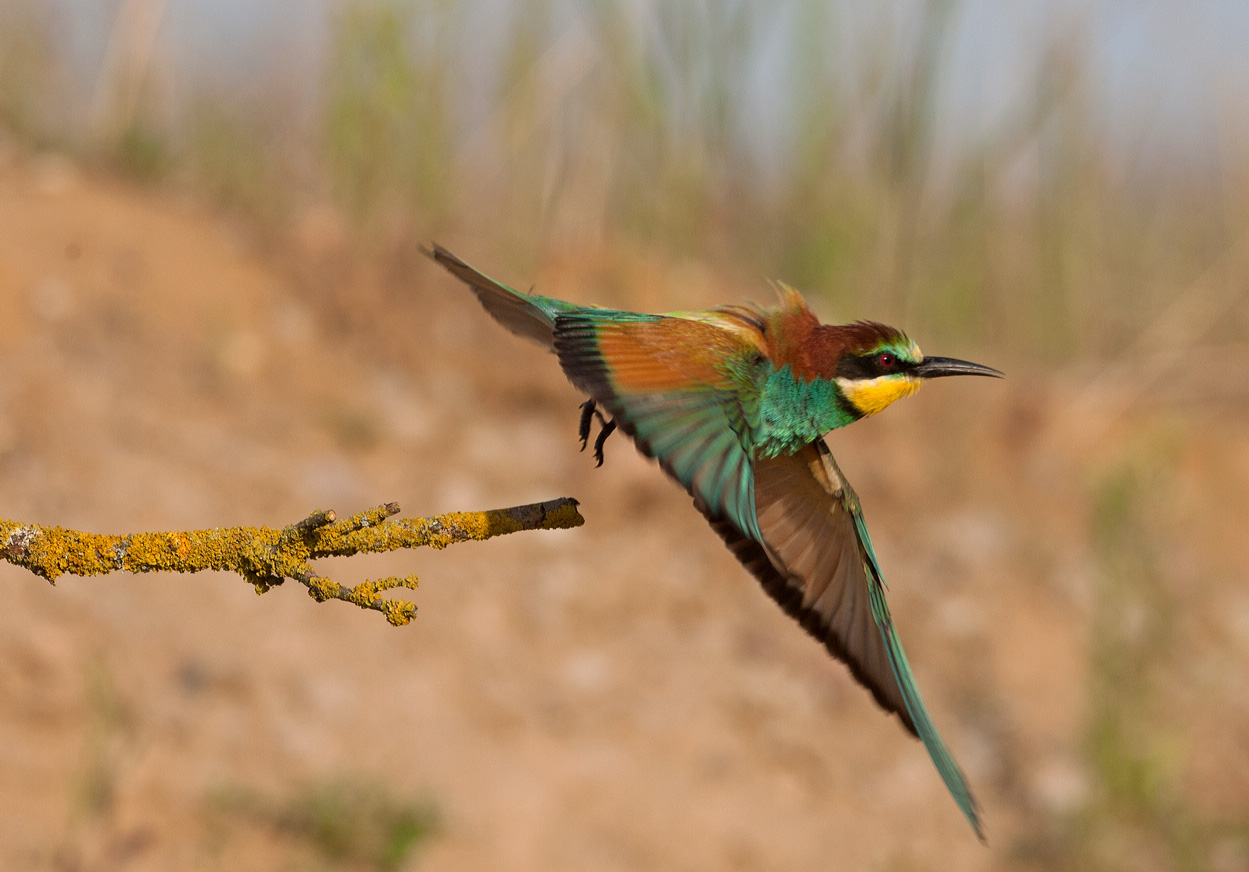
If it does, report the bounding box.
[914,356,1003,379]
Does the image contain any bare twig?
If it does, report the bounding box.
[0,498,584,626]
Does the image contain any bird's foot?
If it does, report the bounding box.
[578,399,616,467]
[578,399,595,450]
[592,418,616,467]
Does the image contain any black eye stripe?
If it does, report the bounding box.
[836,351,914,380]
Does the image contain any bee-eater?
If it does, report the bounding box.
[427,245,1001,839]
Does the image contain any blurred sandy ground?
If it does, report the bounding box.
[0,143,1246,871]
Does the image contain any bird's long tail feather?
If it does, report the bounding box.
[425,244,572,349]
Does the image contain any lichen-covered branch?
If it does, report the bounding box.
[0,498,584,626]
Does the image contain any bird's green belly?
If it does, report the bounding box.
[756,366,858,458]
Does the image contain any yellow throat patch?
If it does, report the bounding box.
[836,374,923,417]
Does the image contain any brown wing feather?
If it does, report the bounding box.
[702,440,917,736]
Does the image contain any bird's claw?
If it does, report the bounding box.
[592,418,616,467]
[578,399,596,451]
[577,398,616,467]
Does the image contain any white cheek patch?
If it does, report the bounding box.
[836,375,922,417]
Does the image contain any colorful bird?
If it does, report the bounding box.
[427,244,1001,839]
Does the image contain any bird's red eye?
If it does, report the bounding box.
[877,352,896,369]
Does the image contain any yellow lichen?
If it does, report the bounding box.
[0,499,583,626]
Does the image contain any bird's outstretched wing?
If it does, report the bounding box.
[708,439,983,839]
[553,310,764,541]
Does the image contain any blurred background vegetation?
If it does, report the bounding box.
[2,1,1248,870]
[3,0,1247,362]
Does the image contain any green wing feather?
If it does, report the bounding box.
[829,448,985,840]
[552,310,762,541]
[710,441,983,839]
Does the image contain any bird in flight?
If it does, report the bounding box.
[427,245,1001,839]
